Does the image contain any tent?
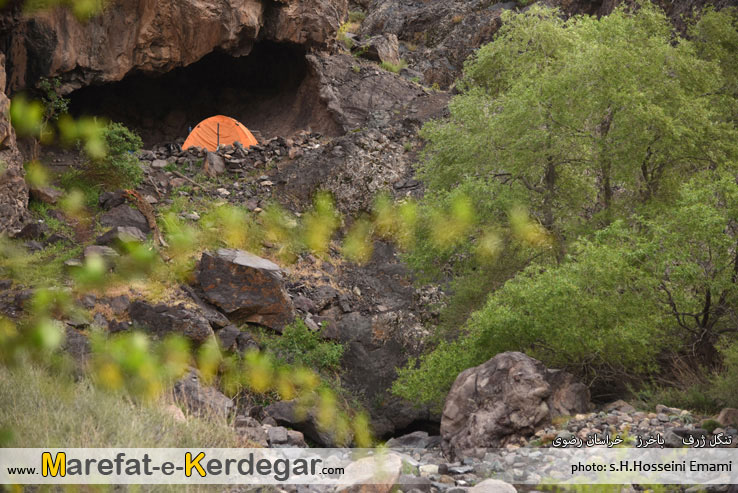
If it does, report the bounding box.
[182,115,258,152]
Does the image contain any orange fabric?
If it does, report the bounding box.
[182,115,258,152]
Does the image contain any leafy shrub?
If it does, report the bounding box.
[262,319,344,374]
[87,122,144,189]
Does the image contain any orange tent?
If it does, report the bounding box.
[182,115,258,152]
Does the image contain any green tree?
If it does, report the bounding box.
[394,3,738,408]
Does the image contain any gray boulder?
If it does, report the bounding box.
[441,352,590,458]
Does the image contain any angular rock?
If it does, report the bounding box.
[151,159,168,169]
[197,249,294,331]
[203,152,226,177]
[468,479,517,493]
[83,245,120,262]
[96,226,147,247]
[264,400,344,446]
[29,186,63,205]
[335,453,402,493]
[100,205,151,233]
[717,408,738,428]
[266,425,307,448]
[386,431,434,449]
[98,191,127,210]
[440,352,590,458]
[173,369,233,417]
[129,300,215,343]
[353,34,401,65]
[13,222,48,240]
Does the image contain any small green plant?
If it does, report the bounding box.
[348,10,366,23]
[352,65,361,74]
[403,141,413,152]
[701,419,722,434]
[337,21,359,50]
[262,319,344,374]
[380,59,408,73]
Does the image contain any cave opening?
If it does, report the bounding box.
[67,42,340,147]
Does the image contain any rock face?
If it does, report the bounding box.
[441,352,590,458]
[358,0,514,88]
[3,0,347,94]
[0,54,28,235]
[197,249,294,331]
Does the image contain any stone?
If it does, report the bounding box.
[129,300,215,343]
[603,399,636,414]
[264,400,343,446]
[96,226,147,247]
[84,245,120,262]
[353,34,401,66]
[266,425,307,448]
[62,326,90,362]
[197,249,294,331]
[204,152,226,177]
[163,404,186,423]
[100,205,151,233]
[173,369,233,417]
[468,479,517,493]
[397,475,432,493]
[386,431,432,449]
[151,159,168,169]
[29,186,63,205]
[98,191,127,210]
[440,352,590,458]
[717,408,738,428]
[13,222,48,240]
[335,453,402,493]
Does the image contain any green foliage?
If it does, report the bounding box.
[380,59,408,73]
[90,121,144,189]
[702,419,722,434]
[395,3,738,408]
[348,10,366,23]
[38,76,69,124]
[262,319,344,374]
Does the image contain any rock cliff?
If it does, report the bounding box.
[1,0,347,94]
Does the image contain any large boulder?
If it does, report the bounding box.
[0,54,28,235]
[197,249,294,331]
[129,300,214,343]
[441,352,590,458]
